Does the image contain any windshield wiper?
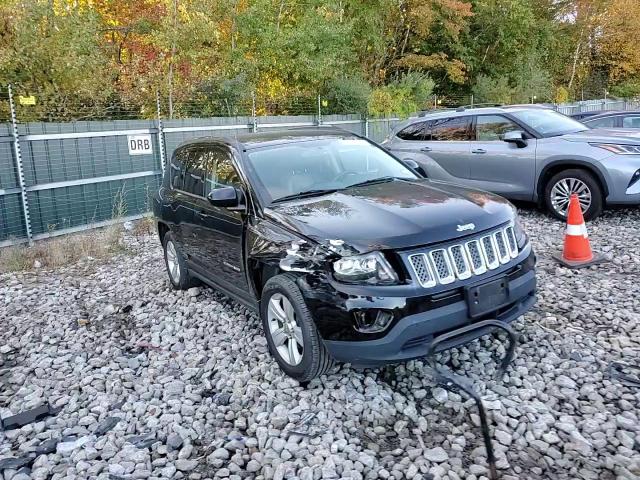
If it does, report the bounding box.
[272,188,338,204]
[343,176,406,189]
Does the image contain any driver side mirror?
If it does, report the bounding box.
[503,130,528,148]
[403,159,427,178]
[207,186,244,210]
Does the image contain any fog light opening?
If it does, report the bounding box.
[353,310,395,334]
[628,169,640,189]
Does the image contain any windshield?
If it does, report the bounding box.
[510,109,589,137]
[245,138,418,203]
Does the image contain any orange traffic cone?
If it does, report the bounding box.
[553,194,606,268]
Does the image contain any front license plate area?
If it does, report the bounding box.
[465,277,509,318]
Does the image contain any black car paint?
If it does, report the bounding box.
[154,128,536,362]
[266,179,515,252]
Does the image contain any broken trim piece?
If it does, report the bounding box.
[426,320,518,480]
[0,403,60,431]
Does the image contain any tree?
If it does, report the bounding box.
[472,75,512,104]
[0,0,114,120]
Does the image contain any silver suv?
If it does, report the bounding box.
[383,107,640,220]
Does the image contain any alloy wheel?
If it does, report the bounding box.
[267,293,304,365]
[550,178,592,217]
[166,240,181,283]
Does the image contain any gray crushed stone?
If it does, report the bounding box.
[1,207,639,479]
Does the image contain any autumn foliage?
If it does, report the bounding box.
[1,0,639,118]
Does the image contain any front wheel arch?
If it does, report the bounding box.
[536,161,608,203]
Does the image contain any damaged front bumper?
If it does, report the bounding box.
[300,249,536,367]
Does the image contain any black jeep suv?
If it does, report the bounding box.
[153,128,536,381]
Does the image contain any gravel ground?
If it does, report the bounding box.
[1,207,639,480]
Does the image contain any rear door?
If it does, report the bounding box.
[466,114,537,200]
[175,147,207,260]
[389,116,473,182]
[165,146,196,252]
[585,115,618,128]
[622,115,640,128]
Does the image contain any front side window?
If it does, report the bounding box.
[586,116,616,128]
[475,115,521,141]
[622,116,640,128]
[182,148,206,196]
[204,148,241,197]
[245,138,418,203]
[429,116,473,141]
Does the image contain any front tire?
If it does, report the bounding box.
[544,169,603,221]
[163,232,198,290]
[260,274,334,382]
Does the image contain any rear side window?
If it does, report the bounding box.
[622,116,640,128]
[586,116,616,128]
[170,147,189,190]
[430,116,473,141]
[475,115,520,141]
[396,122,428,141]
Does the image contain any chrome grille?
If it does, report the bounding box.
[407,224,519,288]
[466,240,486,275]
[505,226,518,258]
[448,245,471,280]
[408,254,436,288]
[481,235,499,269]
[493,230,510,264]
[429,249,455,284]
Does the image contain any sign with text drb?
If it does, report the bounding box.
[127,134,153,156]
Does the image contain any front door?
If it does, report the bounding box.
[466,114,537,200]
[188,145,248,293]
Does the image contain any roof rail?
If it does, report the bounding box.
[417,108,456,117]
[460,103,504,109]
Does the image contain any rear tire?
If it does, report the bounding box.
[544,169,603,221]
[163,232,198,290]
[261,274,334,382]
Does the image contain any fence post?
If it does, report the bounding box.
[363,114,369,139]
[251,92,258,133]
[317,95,322,126]
[7,85,33,246]
[156,91,166,173]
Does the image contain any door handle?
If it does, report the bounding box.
[472,148,486,154]
[420,146,432,152]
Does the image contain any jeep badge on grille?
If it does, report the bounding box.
[456,223,475,232]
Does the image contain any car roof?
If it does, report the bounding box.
[174,127,360,151]
[583,110,640,120]
[394,106,551,132]
[411,106,551,121]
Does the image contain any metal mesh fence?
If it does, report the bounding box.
[10,86,155,123]
[1,84,639,246]
[0,88,27,244]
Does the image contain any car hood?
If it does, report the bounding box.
[562,128,640,144]
[265,179,515,253]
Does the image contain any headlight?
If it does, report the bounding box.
[333,252,398,284]
[514,216,528,249]
[590,143,640,155]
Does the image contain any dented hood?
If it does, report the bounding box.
[265,179,515,253]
